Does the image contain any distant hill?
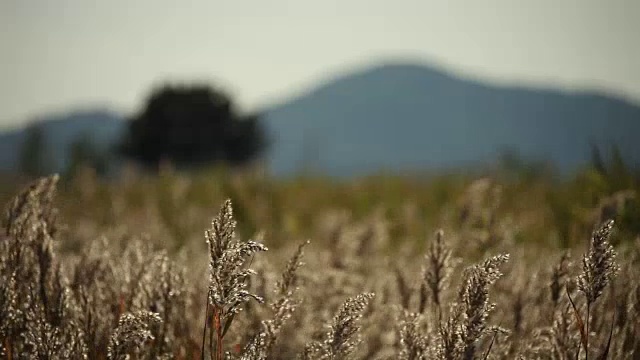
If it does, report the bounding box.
[263,62,640,177]
[1,61,639,178]
[0,109,125,173]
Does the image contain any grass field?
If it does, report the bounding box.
[0,163,638,359]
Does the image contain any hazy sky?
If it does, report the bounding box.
[1,0,639,129]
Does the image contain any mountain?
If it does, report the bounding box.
[0,109,126,173]
[1,61,639,178]
[263,62,640,177]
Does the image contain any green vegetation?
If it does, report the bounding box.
[0,159,638,358]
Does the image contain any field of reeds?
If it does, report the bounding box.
[0,164,639,359]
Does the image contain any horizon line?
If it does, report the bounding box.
[2,55,640,132]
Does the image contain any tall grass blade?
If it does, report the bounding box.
[596,307,616,360]
[567,287,588,352]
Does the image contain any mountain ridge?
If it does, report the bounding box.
[266,60,640,114]
[263,61,640,176]
[0,109,124,172]
[1,61,638,177]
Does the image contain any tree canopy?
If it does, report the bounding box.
[119,83,267,170]
[18,123,51,176]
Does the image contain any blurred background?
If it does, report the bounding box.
[2,0,640,178]
[1,0,639,247]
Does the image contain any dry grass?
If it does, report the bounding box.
[0,171,638,359]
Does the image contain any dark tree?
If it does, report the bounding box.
[119,83,267,170]
[19,123,51,176]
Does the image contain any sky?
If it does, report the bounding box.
[1,0,639,130]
